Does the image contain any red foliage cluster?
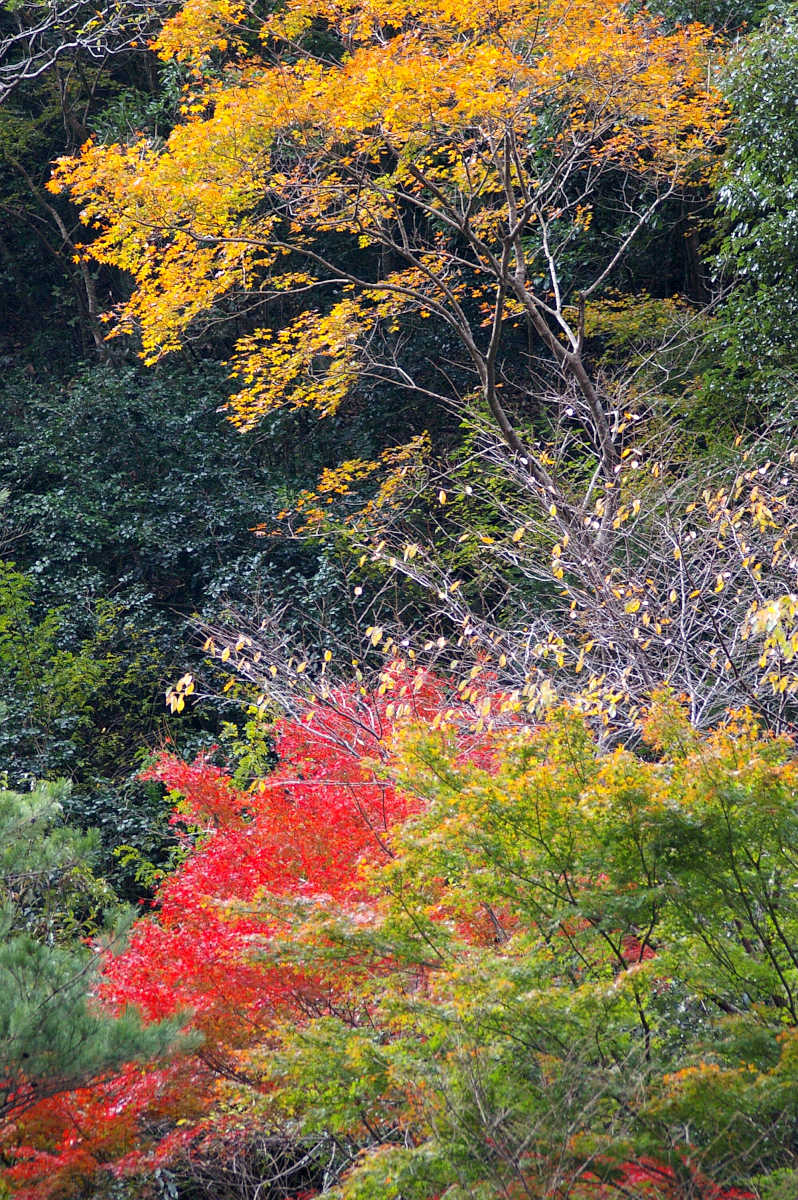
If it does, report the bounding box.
[607,1159,754,1199]
[0,1063,195,1200]
[102,676,447,1029]
[1,676,448,1197]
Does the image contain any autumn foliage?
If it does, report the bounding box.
[100,677,445,1032]
[46,0,791,745]
[50,0,725,406]
[6,1,797,1198]
[5,675,797,1199]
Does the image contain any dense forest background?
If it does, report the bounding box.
[1,0,797,1196]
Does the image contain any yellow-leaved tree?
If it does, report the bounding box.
[51,0,724,470]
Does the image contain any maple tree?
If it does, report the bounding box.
[7,2,798,1197]
[49,0,726,571]
[0,675,450,1197]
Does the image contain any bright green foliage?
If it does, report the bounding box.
[1,0,798,1192]
[244,699,798,1197]
[4,689,793,1198]
[0,559,180,897]
[0,561,166,784]
[0,780,179,1122]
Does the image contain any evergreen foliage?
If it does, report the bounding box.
[0,780,180,1123]
[705,4,798,421]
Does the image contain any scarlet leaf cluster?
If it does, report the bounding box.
[1,677,450,1196]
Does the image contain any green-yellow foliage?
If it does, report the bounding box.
[233,697,798,1196]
